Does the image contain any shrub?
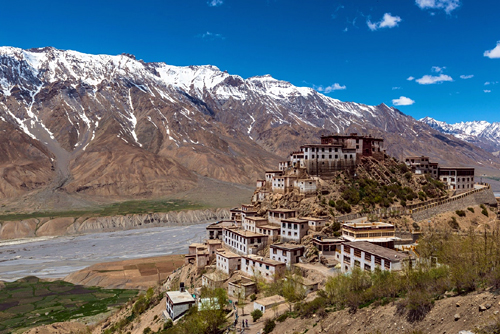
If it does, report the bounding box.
[397,290,434,323]
[400,200,407,207]
[405,172,412,181]
[418,191,427,201]
[332,221,341,232]
[143,328,152,334]
[249,294,257,302]
[481,205,489,217]
[251,309,263,322]
[455,210,466,217]
[276,312,289,322]
[263,319,276,334]
[467,207,475,213]
[448,217,460,230]
[335,199,352,214]
[328,199,335,207]
[163,319,173,330]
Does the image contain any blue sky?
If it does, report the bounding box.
[1,0,499,123]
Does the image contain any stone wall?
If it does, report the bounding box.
[411,187,497,222]
[333,185,497,224]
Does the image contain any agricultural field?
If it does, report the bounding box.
[0,276,138,334]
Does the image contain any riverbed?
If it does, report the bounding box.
[0,223,209,281]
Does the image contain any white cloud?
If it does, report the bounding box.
[392,96,415,106]
[460,74,474,79]
[416,74,453,85]
[431,66,445,73]
[484,41,500,59]
[484,82,490,85]
[407,76,415,81]
[199,31,225,40]
[415,0,461,14]
[367,13,402,31]
[316,83,346,93]
[392,87,401,90]
[484,90,491,93]
[207,0,223,7]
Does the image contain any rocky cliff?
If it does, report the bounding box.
[0,208,229,240]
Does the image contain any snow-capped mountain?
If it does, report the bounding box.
[421,117,500,155]
[0,46,498,207]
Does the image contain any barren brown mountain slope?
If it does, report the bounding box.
[0,47,499,211]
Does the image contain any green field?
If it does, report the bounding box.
[0,198,205,222]
[0,277,138,334]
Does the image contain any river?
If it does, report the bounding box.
[0,223,210,282]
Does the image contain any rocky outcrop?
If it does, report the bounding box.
[0,208,229,240]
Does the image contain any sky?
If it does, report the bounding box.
[0,0,499,124]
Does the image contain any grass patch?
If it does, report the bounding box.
[0,198,205,222]
[0,278,138,334]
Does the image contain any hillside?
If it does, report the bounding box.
[0,47,499,211]
[254,156,448,220]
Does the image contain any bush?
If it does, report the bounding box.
[276,312,289,322]
[332,221,341,232]
[251,309,263,322]
[163,319,173,330]
[405,172,413,181]
[448,217,460,230]
[263,319,276,334]
[335,199,352,214]
[143,328,152,334]
[455,210,466,217]
[328,199,335,207]
[481,205,489,217]
[397,290,433,323]
[467,207,475,213]
[249,294,257,302]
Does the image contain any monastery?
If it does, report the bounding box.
[165,133,480,322]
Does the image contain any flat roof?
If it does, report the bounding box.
[254,295,286,307]
[321,134,384,141]
[438,167,475,170]
[223,227,265,238]
[270,243,305,251]
[206,239,223,244]
[265,170,283,174]
[343,236,396,243]
[166,291,195,304]
[268,208,297,213]
[313,238,343,244]
[259,225,281,230]
[300,216,326,221]
[217,249,241,259]
[245,216,268,221]
[189,243,205,248]
[300,144,343,148]
[343,221,394,229]
[282,218,308,224]
[203,272,228,281]
[343,241,409,261]
[244,254,286,266]
[405,156,429,159]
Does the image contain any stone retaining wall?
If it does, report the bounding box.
[411,186,497,222]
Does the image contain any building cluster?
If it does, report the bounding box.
[165,204,414,320]
[164,135,474,322]
[254,133,385,202]
[405,156,475,192]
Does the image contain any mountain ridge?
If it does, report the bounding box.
[0,46,499,210]
[420,116,500,156]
